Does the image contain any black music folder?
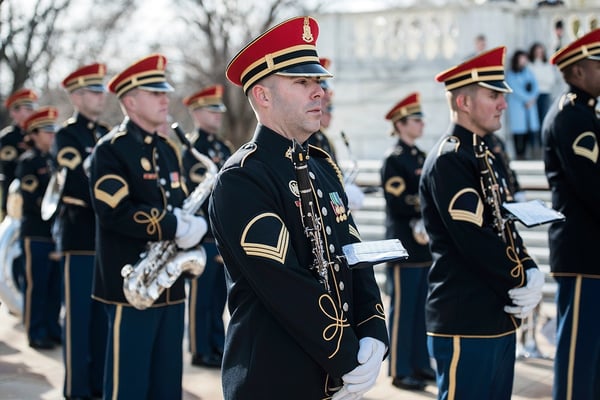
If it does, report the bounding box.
[342,239,409,269]
[502,200,565,228]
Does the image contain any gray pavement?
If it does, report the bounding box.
[0,300,556,400]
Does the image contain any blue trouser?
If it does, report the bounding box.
[188,241,226,357]
[386,263,430,378]
[22,237,61,343]
[553,275,600,400]
[428,333,515,400]
[62,253,107,398]
[103,302,185,400]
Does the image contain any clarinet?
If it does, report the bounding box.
[290,139,331,292]
[474,134,506,242]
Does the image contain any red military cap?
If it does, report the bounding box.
[183,84,226,112]
[4,88,38,109]
[435,46,512,93]
[319,57,331,70]
[551,28,600,71]
[23,106,59,133]
[62,63,107,93]
[226,16,332,94]
[107,53,174,98]
[385,92,423,122]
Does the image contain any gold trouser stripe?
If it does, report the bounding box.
[566,275,582,400]
[189,279,198,355]
[390,267,401,377]
[64,254,72,395]
[449,336,460,400]
[112,305,123,400]
[24,238,32,335]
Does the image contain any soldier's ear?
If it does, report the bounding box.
[250,84,269,106]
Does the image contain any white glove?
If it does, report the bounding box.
[504,268,544,319]
[339,337,386,396]
[345,183,365,211]
[174,208,208,250]
[513,191,527,202]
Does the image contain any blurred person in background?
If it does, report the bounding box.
[381,92,434,392]
[17,106,62,351]
[181,84,232,369]
[506,49,540,159]
[528,42,559,130]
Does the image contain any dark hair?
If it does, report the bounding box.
[528,42,547,63]
[510,49,528,72]
[555,19,563,29]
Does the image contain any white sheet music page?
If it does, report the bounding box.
[502,200,565,228]
[342,239,409,269]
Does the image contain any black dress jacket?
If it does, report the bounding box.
[89,119,187,306]
[209,125,389,400]
[420,124,537,336]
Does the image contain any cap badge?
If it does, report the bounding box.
[302,17,314,43]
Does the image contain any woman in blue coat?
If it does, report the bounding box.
[506,49,540,159]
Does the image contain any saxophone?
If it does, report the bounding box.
[120,123,218,310]
[474,134,506,242]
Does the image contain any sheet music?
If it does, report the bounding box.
[502,200,565,228]
[342,239,409,269]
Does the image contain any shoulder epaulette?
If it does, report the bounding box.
[559,93,577,111]
[226,142,257,168]
[63,117,77,127]
[0,125,16,139]
[437,135,460,157]
[18,149,35,161]
[391,146,403,156]
[109,124,128,144]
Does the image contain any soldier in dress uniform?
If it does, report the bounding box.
[181,84,233,368]
[53,63,110,400]
[419,47,545,399]
[88,54,208,399]
[211,16,389,400]
[308,57,337,161]
[380,93,434,391]
[0,88,38,219]
[542,29,600,400]
[16,106,61,350]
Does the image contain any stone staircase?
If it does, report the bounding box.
[347,159,556,300]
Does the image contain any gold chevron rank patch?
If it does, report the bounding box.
[57,146,82,170]
[572,131,598,163]
[241,212,290,264]
[448,188,484,226]
[385,176,406,197]
[93,174,129,209]
[20,175,38,193]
